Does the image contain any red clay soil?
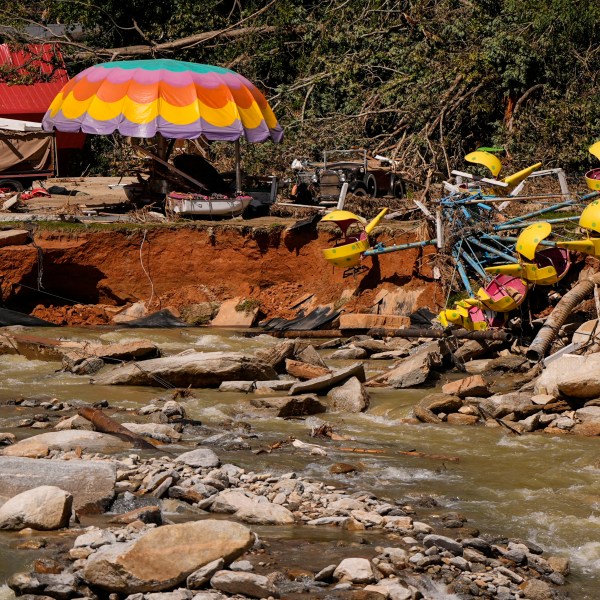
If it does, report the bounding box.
[0,223,442,325]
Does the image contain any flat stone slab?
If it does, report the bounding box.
[0,229,29,247]
[92,351,277,387]
[82,520,253,592]
[0,457,116,512]
[1,430,131,458]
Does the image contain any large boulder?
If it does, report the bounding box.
[534,354,600,398]
[0,485,72,530]
[1,430,131,458]
[0,457,116,512]
[327,377,370,413]
[442,375,490,398]
[92,352,277,387]
[82,520,253,592]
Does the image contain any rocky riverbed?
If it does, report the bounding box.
[2,325,600,600]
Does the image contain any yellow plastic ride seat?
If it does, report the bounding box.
[322,208,388,268]
[557,198,600,257]
[584,141,600,191]
[502,162,542,191]
[465,151,503,177]
[485,222,569,285]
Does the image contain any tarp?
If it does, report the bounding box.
[118,309,188,328]
[0,307,55,327]
[0,129,54,174]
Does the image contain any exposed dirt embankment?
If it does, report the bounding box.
[0,222,442,325]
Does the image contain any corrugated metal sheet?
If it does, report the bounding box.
[0,44,68,116]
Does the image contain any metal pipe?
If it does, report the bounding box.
[496,201,576,226]
[484,234,556,247]
[363,238,437,256]
[367,328,513,341]
[494,216,580,231]
[459,248,489,279]
[453,250,474,295]
[235,139,242,193]
[261,328,512,341]
[467,237,518,263]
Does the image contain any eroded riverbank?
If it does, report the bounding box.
[0,327,599,599]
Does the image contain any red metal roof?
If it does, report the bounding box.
[0,44,68,117]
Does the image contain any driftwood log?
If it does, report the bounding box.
[78,407,157,450]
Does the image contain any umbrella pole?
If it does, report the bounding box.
[235,139,242,194]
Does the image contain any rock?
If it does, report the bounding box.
[534,354,594,397]
[547,555,570,575]
[285,359,330,379]
[418,393,463,413]
[218,380,254,393]
[463,359,495,374]
[110,506,162,526]
[250,395,327,417]
[122,423,181,443]
[288,362,366,395]
[62,340,159,368]
[0,432,16,445]
[477,392,535,419]
[53,415,95,431]
[1,430,131,457]
[92,352,277,387]
[446,413,479,425]
[83,520,253,592]
[0,229,29,247]
[0,486,72,530]
[8,571,76,599]
[423,534,462,555]
[339,314,411,331]
[442,375,490,398]
[0,457,116,512]
[531,394,555,405]
[210,571,278,599]
[187,559,224,589]
[330,348,369,360]
[180,302,219,326]
[254,341,295,372]
[364,580,412,600]
[74,528,117,548]
[327,377,370,413]
[370,350,410,360]
[333,558,375,584]
[211,490,257,514]
[572,422,600,436]
[234,502,294,525]
[575,406,600,423]
[229,560,253,572]
[314,565,336,582]
[330,463,358,474]
[296,344,328,368]
[413,406,442,424]
[253,380,294,392]
[520,579,554,600]
[112,302,147,324]
[69,357,105,375]
[367,341,446,389]
[175,448,221,469]
[210,298,259,327]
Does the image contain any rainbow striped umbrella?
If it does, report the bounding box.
[42,59,283,143]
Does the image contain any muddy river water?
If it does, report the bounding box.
[0,327,599,599]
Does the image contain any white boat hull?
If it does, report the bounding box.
[166,193,252,216]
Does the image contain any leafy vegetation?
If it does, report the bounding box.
[2,0,599,180]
